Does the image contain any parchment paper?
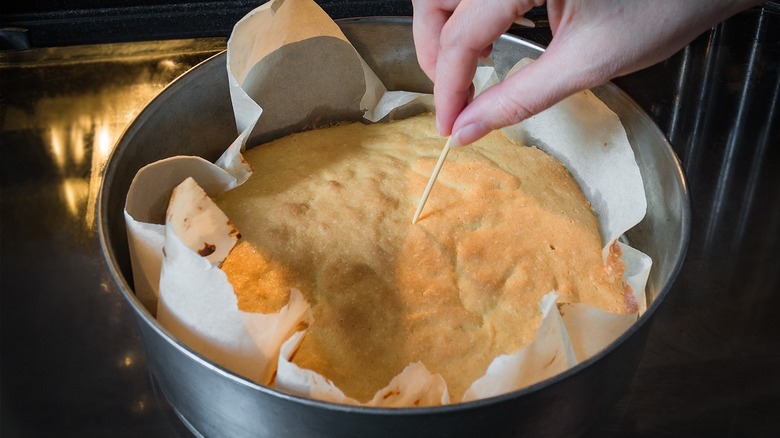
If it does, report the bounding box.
[123,0,652,406]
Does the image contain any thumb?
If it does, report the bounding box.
[449,42,607,147]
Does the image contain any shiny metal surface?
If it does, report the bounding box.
[1,38,226,436]
[96,19,687,437]
[2,4,778,437]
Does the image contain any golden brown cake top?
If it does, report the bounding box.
[217,113,629,402]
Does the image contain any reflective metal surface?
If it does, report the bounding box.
[0,38,225,437]
[2,4,779,437]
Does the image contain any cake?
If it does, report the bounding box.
[215,113,631,402]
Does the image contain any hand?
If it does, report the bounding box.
[412,0,761,147]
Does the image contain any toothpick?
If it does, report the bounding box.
[412,137,453,224]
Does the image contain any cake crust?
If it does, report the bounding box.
[217,113,629,401]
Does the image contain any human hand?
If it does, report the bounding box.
[412,0,761,147]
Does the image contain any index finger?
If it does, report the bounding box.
[412,0,460,81]
[433,0,534,136]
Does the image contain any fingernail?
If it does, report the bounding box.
[451,122,486,148]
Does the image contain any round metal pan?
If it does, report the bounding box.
[98,17,690,438]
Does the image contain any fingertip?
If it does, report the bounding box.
[451,121,489,148]
[435,114,445,137]
[434,95,458,137]
[434,83,473,137]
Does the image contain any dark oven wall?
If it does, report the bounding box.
[0,1,404,48]
[0,0,552,49]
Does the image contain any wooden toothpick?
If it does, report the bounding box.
[412,137,453,224]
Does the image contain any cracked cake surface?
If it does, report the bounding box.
[216,113,630,402]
